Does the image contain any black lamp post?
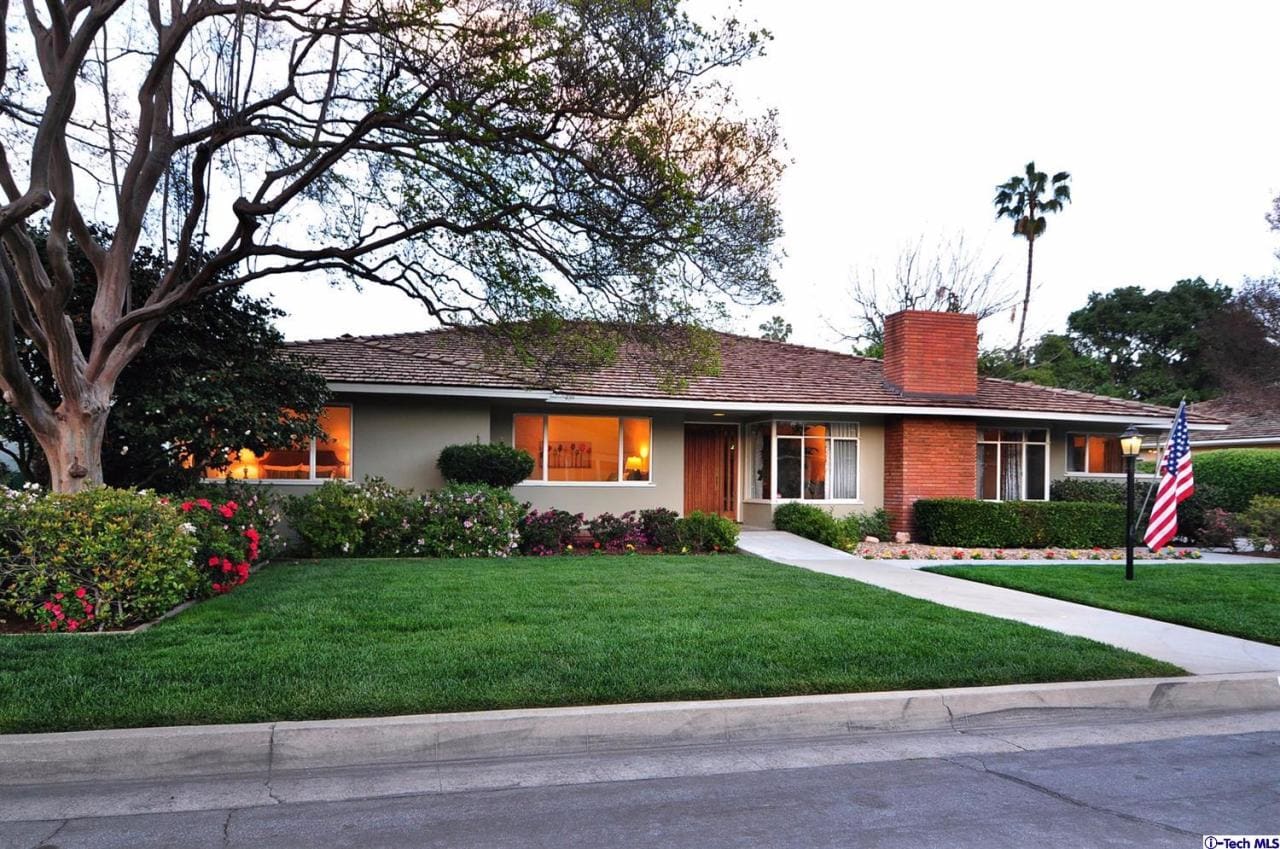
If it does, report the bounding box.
[1120,425,1144,581]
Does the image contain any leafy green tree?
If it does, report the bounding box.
[0,233,328,491]
[1066,278,1231,405]
[980,333,1112,392]
[994,162,1072,354]
[758,316,793,342]
[0,0,783,491]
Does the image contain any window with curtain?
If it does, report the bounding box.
[1067,433,1126,474]
[204,405,353,481]
[749,421,859,501]
[977,428,1047,501]
[513,414,652,483]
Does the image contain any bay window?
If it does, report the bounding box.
[977,429,1047,501]
[1068,433,1125,474]
[514,414,652,483]
[746,420,859,501]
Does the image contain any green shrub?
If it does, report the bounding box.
[677,511,738,552]
[1050,478,1126,504]
[1176,482,1228,544]
[437,443,535,489]
[354,478,424,557]
[913,499,1125,548]
[1240,495,1280,552]
[284,480,366,556]
[1195,449,1280,513]
[517,508,583,555]
[840,508,893,542]
[1194,508,1238,549]
[0,487,199,630]
[418,483,523,557]
[212,479,288,561]
[638,508,680,551]
[177,495,260,596]
[772,503,839,546]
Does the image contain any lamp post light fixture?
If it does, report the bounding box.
[1120,425,1144,581]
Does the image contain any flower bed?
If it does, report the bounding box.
[853,542,1204,561]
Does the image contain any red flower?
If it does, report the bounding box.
[209,556,221,566]
[53,592,64,600]
[48,620,58,631]
[181,501,194,512]
[196,498,212,510]
[74,587,87,599]
[218,505,235,519]
[82,603,93,615]
[67,619,79,631]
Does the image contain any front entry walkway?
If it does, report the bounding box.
[738,531,1280,675]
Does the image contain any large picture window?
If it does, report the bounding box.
[1068,433,1125,474]
[977,429,1047,501]
[205,405,352,481]
[514,414,652,483]
[746,420,859,502]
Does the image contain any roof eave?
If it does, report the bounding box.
[328,381,1228,429]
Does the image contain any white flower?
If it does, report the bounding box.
[180,523,197,535]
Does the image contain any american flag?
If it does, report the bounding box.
[1143,401,1195,551]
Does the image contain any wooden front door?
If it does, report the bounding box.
[684,424,739,520]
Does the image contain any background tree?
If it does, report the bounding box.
[0,0,784,491]
[758,315,792,342]
[836,233,1015,356]
[993,162,1072,355]
[0,231,329,490]
[1198,277,1280,402]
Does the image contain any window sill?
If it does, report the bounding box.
[744,498,864,505]
[1064,472,1157,480]
[201,478,354,485]
[515,481,657,488]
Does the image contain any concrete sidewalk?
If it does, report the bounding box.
[738,530,1280,675]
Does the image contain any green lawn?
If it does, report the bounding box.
[0,556,1180,733]
[928,562,1280,646]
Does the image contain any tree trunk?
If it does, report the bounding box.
[1015,236,1035,359]
[37,406,109,492]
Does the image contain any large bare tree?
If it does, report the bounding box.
[834,233,1016,353]
[0,0,784,491]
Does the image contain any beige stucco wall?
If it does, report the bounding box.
[492,405,686,515]
[249,393,492,496]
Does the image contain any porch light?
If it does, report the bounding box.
[1120,427,1143,458]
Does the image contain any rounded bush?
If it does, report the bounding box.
[1194,449,1280,513]
[772,502,839,547]
[419,483,523,557]
[1,487,199,630]
[677,511,739,552]
[284,480,367,557]
[437,443,535,489]
[518,508,583,555]
[638,508,680,551]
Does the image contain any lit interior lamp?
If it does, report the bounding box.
[625,455,645,481]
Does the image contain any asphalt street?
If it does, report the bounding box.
[4,712,1279,848]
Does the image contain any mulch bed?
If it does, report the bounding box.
[851,542,1206,562]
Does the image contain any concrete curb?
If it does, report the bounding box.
[3,672,1279,785]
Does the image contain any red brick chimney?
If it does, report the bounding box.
[882,310,978,397]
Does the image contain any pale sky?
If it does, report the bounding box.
[253,0,1280,350]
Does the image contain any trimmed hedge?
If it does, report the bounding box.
[914,499,1125,548]
[772,503,840,547]
[1049,478,1125,504]
[437,443,535,489]
[1194,449,1280,513]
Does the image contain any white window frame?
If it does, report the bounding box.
[204,403,355,484]
[977,428,1049,501]
[743,419,862,504]
[513,413,655,487]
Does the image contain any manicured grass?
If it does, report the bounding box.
[0,556,1181,733]
[928,562,1280,646]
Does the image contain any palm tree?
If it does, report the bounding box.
[994,162,1072,355]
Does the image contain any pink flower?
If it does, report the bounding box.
[67,619,79,631]
[53,592,63,600]
[74,587,87,599]
[181,501,194,512]
[196,498,212,510]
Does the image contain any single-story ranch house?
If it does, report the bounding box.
[210,311,1225,533]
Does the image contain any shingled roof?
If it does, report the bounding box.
[288,327,1225,425]
[1190,395,1280,443]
